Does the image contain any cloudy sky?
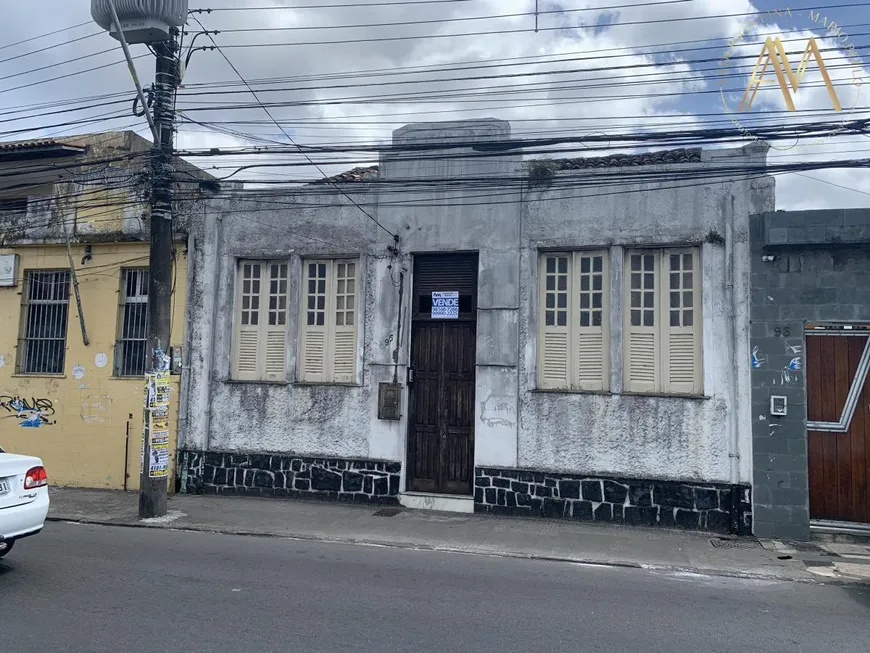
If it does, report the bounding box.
[1,0,868,209]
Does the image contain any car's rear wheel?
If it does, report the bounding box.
[0,540,13,558]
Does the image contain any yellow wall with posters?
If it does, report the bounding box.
[0,242,187,491]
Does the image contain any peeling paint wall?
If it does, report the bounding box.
[185,119,771,489]
[0,243,187,489]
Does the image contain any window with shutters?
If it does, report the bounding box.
[232,260,289,382]
[298,259,359,384]
[624,248,702,395]
[537,251,610,391]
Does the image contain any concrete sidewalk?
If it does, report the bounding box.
[46,487,866,584]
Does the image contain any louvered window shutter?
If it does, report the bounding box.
[574,253,609,391]
[664,250,701,394]
[234,262,262,381]
[538,254,571,389]
[625,252,658,393]
[300,261,329,382]
[331,261,357,383]
[263,262,289,381]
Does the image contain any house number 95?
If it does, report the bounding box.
[774,327,791,337]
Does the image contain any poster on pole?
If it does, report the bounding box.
[149,431,170,478]
[142,371,172,478]
[431,291,459,319]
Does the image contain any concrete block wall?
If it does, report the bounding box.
[750,210,870,540]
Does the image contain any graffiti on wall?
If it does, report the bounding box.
[0,395,57,427]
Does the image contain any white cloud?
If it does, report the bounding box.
[0,0,865,208]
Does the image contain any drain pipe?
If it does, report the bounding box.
[725,194,741,534]
[177,233,196,493]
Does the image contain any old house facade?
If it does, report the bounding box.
[0,132,212,489]
[180,119,773,534]
[750,208,870,540]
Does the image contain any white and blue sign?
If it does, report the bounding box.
[431,291,459,319]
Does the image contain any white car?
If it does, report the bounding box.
[0,446,50,558]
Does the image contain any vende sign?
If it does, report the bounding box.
[431,291,459,319]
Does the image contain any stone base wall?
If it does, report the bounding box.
[180,451,401,504]
[475,467,752,535]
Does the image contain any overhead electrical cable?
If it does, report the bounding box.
[205,0,699,34]
[0,20,94,51]
[186,2,870,50]
[190,15,398,241]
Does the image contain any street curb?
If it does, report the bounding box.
[47,515,857,586]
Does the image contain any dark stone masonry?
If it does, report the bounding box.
[475,468,752,535]
[180,451,401,504]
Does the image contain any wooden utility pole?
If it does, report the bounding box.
[139,34,179,519]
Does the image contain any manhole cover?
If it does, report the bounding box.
[710,537,762,550]
[373,507,403,517]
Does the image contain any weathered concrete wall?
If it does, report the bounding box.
[0,131,214,247]
[184,119,772,498]
[184,189,384,460]
[750,209,870,540]
[516,146,772,484]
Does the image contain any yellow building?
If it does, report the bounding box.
[0,132,212,490]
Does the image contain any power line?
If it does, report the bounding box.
[191,15,398,242]
[0,55,149,96]
[0,20,93,51]
[203,0,697,34]
[0,30,102,65]
[794,172,870,198]
[173,47,870,103]
[192,0,476,12]
[188,3,870,50]
[0,47,120,83]
[176,20,870,93]
[173,74,870,113]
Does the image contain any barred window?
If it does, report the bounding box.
[18,270,70,375]
[117,268,149,376]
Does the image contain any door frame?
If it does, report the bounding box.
[404,252,479,496]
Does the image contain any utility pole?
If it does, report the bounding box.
[92,0,185,518]
[139,34,179,519]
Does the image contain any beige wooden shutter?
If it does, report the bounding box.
[624,251,658,393]
[663,249,701,394]
[263,262,289,381]
[331,260,357,383]
[233,261,263,381]
[299,261,329,382]
[574,252,609,391]
[538,254,570,389]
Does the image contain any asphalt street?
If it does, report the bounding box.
[2,522,869,653]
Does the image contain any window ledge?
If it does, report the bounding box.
[532,388,614,396]
[223,378,289,386]
[293,382,361,388]
[530,388,709,400]
[10,373,66,379]
[621,391,710,401]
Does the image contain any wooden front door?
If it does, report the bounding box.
[807,331,870,524]
[407,254,477,495]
